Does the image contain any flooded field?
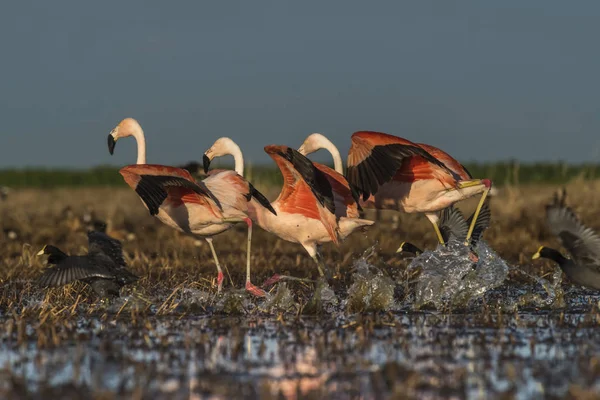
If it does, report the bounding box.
[2,292,600,399]
[2,184,600,399]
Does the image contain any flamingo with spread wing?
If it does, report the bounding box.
[204,139,374,278]
[346,131,491,246]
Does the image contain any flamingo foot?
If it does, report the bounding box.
[262,274,282,288]
[246,281,267,297]
[216,271,224,293]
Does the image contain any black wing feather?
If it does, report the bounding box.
[465,201,492,245]
[347,143,462,201]
[439,206,469,243]
[135,175,217,216]
[278,147,336,215]
[248,182,277,216]
[87,231,127,267]
[37,257,114,288]
[546,194,600,266]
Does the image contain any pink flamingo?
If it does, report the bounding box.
[345,131,491,246]
[107,118,276,296]
[298,133,344,174]
[203,138,374,278]
[297,133,364,220]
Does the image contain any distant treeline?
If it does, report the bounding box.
[0,162,598,188]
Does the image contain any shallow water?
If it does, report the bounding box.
[2,289,600,399]
[2,247,600,399]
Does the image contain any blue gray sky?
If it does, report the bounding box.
[1,1,599,168]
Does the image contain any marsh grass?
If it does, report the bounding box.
[1,179,599,320]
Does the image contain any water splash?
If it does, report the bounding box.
[173,288,211,312]
[302,279,338,315]
[344,248,396,313]
[507,265,565,308]
[408,240,508,310]
[260,283,295,313]
[215,291,252,314]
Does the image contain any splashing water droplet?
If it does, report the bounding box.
[408,240,508,310]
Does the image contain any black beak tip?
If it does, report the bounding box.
[203,154,211,173]
[107,134,116,155]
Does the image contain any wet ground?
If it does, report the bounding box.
[2,250,600,400]
[2,186,600,399]
[2,299,600,399]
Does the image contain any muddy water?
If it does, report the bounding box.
[1,247,599,399]
[1,294,600,400]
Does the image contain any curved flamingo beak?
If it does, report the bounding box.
[203,154,211,173]
[108,134,116,155]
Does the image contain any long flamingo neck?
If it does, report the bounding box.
[228,142,244,176]
[322,140,343,173]
[132,128,147,164]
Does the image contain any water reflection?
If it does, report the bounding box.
[1,307,600,399]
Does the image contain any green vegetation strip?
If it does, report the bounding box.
[0,162,598,188]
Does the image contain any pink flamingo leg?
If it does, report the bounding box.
[205,237,224,293]
[262,244,322,287]
[243,217,267,297]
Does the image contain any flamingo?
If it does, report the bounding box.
[296,134,364,220]
[203,138,374,279]
[346,131,491,246]
[107,118,276,296]
[298,132,393,222]
[298,133,344,174]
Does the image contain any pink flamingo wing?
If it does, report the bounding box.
[346,131,458,201]
[119,164,221,217]
[417,143,472,180]
[265,145,339,244]
[313,162,361,218]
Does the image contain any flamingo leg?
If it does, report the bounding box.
[464,188,490,245]
[221,217,266,297]
[243,218,266,297]
[262,244,326,288]
[312,254,327,278]
[205,237,224,293]
[425,213,445,245]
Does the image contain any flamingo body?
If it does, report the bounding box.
[205,139,374,277]
[346,130,491,245]
[109,119,275,296]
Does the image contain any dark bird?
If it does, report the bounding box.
[36,231,139,298]
[396,201,492,260]
[532,189,600,290]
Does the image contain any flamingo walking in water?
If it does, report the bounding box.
[203,138,374,278]
[107,118,276,296]
[345,131,492,246]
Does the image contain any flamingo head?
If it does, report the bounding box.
[108,118,142,155]
[203,137,238,173]
[298,133,329,156]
